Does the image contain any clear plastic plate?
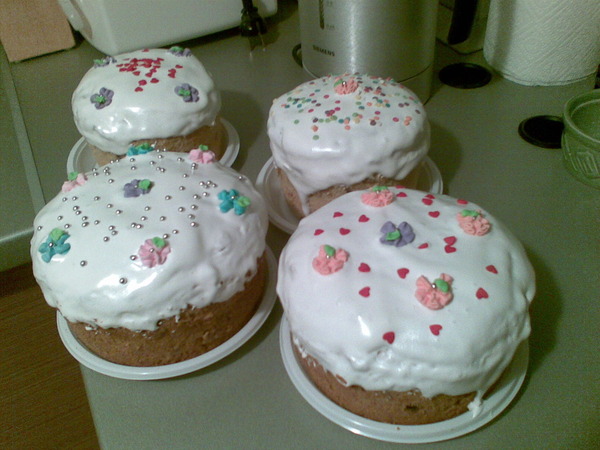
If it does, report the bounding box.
[56,247,277,380]
[256,157,443,234]
[279,318,528,444]
[66,117,240,174]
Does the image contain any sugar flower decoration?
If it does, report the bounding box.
[62,172,87,193]
[169,46,192,57]
[90,87,113,109]
[380,221,415,247]
[138,237,171,268]
[415,274,454,310]
[38,228,70,263]
[312,245,349,275]
[127,143,155,156]
[361,186,395,207]
[457,209,491,236]
[124,179,152,198]
[334,76,359,95]
[175,83,199,102]
[189,145,216,164]
[93,56,116,68]
[218,189,251,215]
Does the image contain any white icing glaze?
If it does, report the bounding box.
[72,48,221,155]
[31,152,267,331]
[267,74,430,215]
[277,187,535,401]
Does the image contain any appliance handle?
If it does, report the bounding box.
[447,0,478,45]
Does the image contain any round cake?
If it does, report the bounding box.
[72,47,226,166]
[277,186,535,424]
[267,74,430,217]
[31,150,268,367]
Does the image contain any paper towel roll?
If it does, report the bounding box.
[483,0,600,86]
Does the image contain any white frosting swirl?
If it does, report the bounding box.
[267,75,430,214]
[31,152,267,331]
[72,48,221,154]
[277,188,535,400]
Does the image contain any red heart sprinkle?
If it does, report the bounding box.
[457,199,468,205]
[358,214,370,222]
[397,268,409,279]
[134,87,143,92]
[444,236,457,245]
[339,228,351,235]
[359,287,370,297]
[132,70,141,76]
[476,288,489,299]
[150,78,159,83]
[138,80,147,86]
[333,211,343,218]
[175,64,183,69]
[418,243,429,249]
[422,198,433,206]
[486,265,498,274]
[444,245,457,254]
[314,229,324,236]
[383,332,395,344]
[397,192,407,198]
[429,324,442,336]
[428,211,440,218]
[358,263,371,272]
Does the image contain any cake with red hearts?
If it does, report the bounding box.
[267,74,430,218]
[31,150,268,366]
[277,186,535,424]
[72,47,226,166]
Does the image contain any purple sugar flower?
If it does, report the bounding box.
[91,87,114,109]
[124,179,152,198]
[380,221,415,247]
[174,83,199,102]
[168,46,192,57]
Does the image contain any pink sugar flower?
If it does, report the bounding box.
[333,76,359,95]
[138,237,171,268]
[457,209,491,236]
[415,273,454,310]
[312,245,349,275]
[361,186,395,207]
[189,145,216,164]
[61,172,87,192]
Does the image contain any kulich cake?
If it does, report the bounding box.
[267,74,430,217]
[31,150,268,366]
[72,47,226,166]
[277,186,535,424]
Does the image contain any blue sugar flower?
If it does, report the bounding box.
[218,189,251,215]
[39,228,71,262]
[127,143,155,156]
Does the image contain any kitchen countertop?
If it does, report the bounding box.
[5,1,598,447]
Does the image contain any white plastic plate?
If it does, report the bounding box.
[256,157,443,234]
[56,247,277,380]
[279,318,529,444]
[66,118,240,174]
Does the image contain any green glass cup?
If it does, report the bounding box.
[562,89,600,189]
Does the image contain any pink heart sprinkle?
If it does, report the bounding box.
[383,332,395,344]
[339,228,351,235]
[333,211,343,218]
[358,214,370,222]
[428,211,440,218]
[359,287,370,297]
[314,229,324,236]
[397,268,409,279]
[429,324,442,336]
[486,265,498,274]
[476,288,489,299]
[418,243,429,249]
[444,245,457,254]
[444,236,457,245]
[358,263,371,273]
